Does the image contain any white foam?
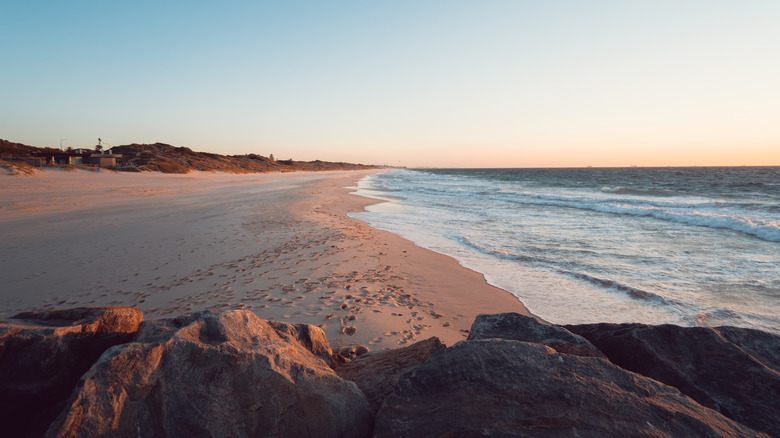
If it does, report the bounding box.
[502,192,780,242]
[350,169,780,335]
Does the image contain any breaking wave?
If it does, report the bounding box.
[502,193,780,242]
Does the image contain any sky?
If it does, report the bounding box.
[2,1,779,168]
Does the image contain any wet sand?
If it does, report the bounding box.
[0,168,532,350]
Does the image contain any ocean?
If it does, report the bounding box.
[350,167,780,335]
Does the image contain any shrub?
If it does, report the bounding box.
[152,158,190,174]
[117,166,142,172]
[0,160,39,175]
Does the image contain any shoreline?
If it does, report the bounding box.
[346,168,780,337]
[0,168,532,349]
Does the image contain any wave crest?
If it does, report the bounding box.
[503,193,780,242]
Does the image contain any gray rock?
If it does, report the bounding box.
[0,307,143,438]
[468,312,604,357]
[46,310,372,438]
[566,323,780,436]
[374,339,764,437]
[335,337,445,414]
[716,325,780,370]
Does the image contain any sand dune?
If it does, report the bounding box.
[0,168,531,350]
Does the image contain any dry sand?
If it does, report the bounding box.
[0,168,532,350]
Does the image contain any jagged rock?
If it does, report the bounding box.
[468,312,604,358]
[374,339,764,437]
[336,337,445,414]
[0,307,143,438]
[46,310,372,438]
[566,323,780,436]
[266,320,333,363]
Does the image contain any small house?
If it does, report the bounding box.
[33,152,87,166]
[49,155,83,165]
[90,153,123,168]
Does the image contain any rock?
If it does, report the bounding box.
[336,337,445,414]
[566,323,780,436]
[0,307,143,437]
[8,307,143,334]
[336,344,370,360]
[330,344,371,368]
[0,307,143,438]
[715,325,780,370]
[374,339,764,437]
[266,320,333,363]
[468,312,604,358]
[46,310,372,438]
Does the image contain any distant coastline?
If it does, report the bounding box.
[0,138,381,174]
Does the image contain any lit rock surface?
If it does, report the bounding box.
[266,319,334,363]
[46,310,372,438]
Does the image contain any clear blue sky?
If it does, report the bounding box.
[2,1,779,167]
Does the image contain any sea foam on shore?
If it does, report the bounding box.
[350,167,780,335]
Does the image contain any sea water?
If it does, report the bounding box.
[350,167,780,335]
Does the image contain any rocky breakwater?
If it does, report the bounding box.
[566,322,780,436]
[1,307,372,438]
[1,308,777,437]
[369,313,774,437]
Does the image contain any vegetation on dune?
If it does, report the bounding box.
[0,159,40,175]
[0,139,61,156]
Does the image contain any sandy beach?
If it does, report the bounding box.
[0,168,531,350]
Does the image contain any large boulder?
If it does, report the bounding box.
[566,323,780,436]
[0,307,143,438]
[468,312,604,358]
[46,310,373,438]
[374,339,764,437]
[335,337,446,413]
